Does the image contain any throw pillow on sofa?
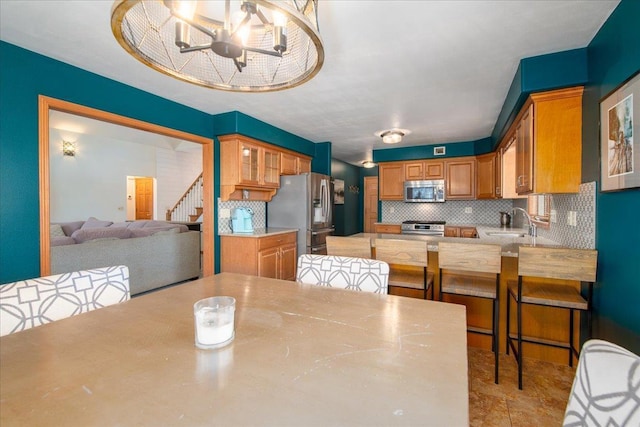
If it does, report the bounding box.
[59,221,85,236]
[81,217,113,229]
[50,224,66,238]
[71,227,131,243]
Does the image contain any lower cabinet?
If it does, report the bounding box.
[374,223,402,234]
[444,226,478,238]
[221,231,297,280]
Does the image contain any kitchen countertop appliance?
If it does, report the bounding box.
[267,172,334,255]
[231,207,254,233]
[401,220,446,236]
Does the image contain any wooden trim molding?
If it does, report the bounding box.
[38,95,215,277]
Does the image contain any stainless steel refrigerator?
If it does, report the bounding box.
[267,172,334,256]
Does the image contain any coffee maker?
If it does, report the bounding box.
[231,207,254,233]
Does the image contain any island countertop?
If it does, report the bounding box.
[219,228,298,238]
[352,225,559,257]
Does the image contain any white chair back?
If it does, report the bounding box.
[0,265,130,336]
[296,254,389,294]
[563,339,640,426]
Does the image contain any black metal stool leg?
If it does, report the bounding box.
[569,308,574,367]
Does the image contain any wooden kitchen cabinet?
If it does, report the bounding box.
[379,162,405,200]
[514,87,584,194]
[281,152,312,175]
[404,160,444,181]
[476,152,499,199]
[444,226,478,238]
[220,134,280,201]
[221,231,297,280]
[445,157,477,200]
[374,223,402,234]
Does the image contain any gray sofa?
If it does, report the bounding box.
[50,218,200,295]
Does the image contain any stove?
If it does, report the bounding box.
[401,220,446,236]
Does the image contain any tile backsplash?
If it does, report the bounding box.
[217,199,266,233]
[382,199,514,226]
[536,181,596,249]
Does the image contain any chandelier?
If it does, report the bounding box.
[111,0,324,92]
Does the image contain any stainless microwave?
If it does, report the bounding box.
[404,180,445,203]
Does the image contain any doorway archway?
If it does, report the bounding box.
[38,95,214,276]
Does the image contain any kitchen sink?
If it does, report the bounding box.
[486,231,527,238]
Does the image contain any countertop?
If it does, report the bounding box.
[219,227,298,238]
[353,224,559,257]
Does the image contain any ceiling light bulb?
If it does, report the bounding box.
[382,131,403,144]
[174,0,197,20]
[273,11,287,27]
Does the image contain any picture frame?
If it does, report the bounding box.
[334,179,345,205]
[600,70,640,192]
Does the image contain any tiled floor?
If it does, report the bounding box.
[468,347,576,426]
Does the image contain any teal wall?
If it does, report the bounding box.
[584,0,640,352]
[373,137,492,162]
[312,142,332,175]
[330,159,361,236]
[0,41,318,282]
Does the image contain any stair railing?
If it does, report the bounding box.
[166,173,203,222]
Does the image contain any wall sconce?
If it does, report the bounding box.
[62,141,76,157]
[348,185,360,194]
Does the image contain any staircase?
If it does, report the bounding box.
[166,173,203,222]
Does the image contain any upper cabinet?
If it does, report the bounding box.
[404,160,444,181]
[220,134,310,201]
[445,157,476,200]
[281,151,312,175]
[476,152,499,199]
[511,87,584,194]
[379,162,405,200]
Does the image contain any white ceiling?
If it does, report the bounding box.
[0,1,619,166]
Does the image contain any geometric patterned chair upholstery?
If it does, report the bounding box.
[0,265,130,337]
[296,254,389,294]
[563,339,640,427]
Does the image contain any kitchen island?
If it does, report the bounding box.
[352,228,581,365]
[220,228,298,281]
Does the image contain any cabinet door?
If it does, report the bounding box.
[424,160,444,179]
[444,226,460,237]
[280,152,298,175]
[279,243,297,281]
[379,163,404,200]
[516,104,534,194]
[476,153,496,199]
[460,227,478,238]
[257,247,279,278]
[404,162,424,180]
[494,150,502,198]
[263,148,281,187]
[298,157,311,174]
[240,142,260,185]
[445,158,477,200]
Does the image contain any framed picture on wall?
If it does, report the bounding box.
[334,179,345,205]
[600,70,640,192]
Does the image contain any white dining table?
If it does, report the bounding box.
[0,272,469,426]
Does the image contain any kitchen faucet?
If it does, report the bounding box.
[512,207,537,238]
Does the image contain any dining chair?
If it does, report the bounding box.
[563,339,640,426]
[438,241,502,384]
[0,265,130,336]
[374,238,433,299]
[296,254,389,294]
[506,246,597,390]
[326,236,372,258]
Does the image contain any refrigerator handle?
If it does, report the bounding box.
[320,179,328,220]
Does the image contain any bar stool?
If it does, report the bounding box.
[374,238,433,299]
[438,242,502,383]
[326,236,372,258]
[506,246,597,390]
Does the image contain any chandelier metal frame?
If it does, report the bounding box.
[111,0,324,92]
